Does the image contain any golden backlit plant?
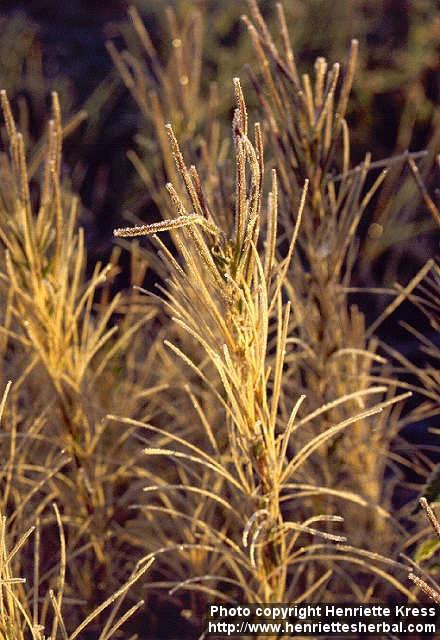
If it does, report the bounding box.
[113,77,414,619]
[0,382,153,639]
[0,91,162,628]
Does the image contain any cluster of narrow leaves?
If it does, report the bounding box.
[113,72,416,613]
[0,381,153,639]
[0,91,164,635]
[109,0,440,631]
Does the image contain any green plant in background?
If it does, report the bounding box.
[409,498,440,605]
